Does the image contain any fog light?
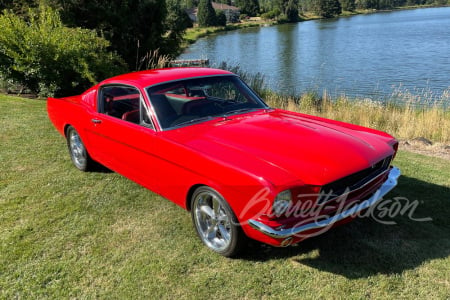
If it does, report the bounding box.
[273,190,292,216]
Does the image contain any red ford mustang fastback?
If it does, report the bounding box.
[48,68,400,256]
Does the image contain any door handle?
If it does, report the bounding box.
[91,118,102,124]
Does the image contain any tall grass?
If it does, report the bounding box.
[265,91,450,143]
[219,65,450,143]
[137,49,172,70]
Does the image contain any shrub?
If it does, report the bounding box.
[261,8,281,20]
[239,13,249,20]
[0,5,126,97]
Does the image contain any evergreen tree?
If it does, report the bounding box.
[298,0,320,13]
[165,0,193,53]
[317,0,341,18]
[216,10,227,26]
[236,0,260,17]
[197,0,217,27]
[183,0,198,8]
[277,0,288,15]
[276,0,299,21]
[166,0,193,31]
[285,0,299,21]
[340,0,356,11]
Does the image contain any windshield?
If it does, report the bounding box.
[146,75,268,130]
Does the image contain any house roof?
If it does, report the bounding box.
[212,2,240,11]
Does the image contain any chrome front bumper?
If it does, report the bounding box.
[248,166,401,240]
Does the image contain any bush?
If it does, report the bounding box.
[261,8,281,20]
[239,13,249,20]
[0,5,126,97]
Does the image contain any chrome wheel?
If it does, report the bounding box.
[191,187,245,256]
[66,126,92,171]
[194,191,231,251]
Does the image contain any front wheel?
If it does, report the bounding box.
[191,186,246,257]
[66,126,94,171]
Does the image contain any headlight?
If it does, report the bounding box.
[273,190,292,216]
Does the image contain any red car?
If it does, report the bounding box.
[48,68,400,257]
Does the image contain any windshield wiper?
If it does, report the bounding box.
[171,116,217,128]
[222,107,262,117]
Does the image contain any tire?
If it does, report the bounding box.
[191,186,246,257]
[66,126,94,171]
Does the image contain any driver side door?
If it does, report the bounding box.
[86,84,161,193]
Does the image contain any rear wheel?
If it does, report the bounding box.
[66,126,94,171]
[191,186,246,257]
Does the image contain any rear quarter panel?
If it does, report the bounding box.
[47,88,98,152]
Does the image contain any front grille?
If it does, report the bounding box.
[318,155,392,204]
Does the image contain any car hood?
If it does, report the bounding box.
[162,109,395,186]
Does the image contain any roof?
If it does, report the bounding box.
[211,2,240,11]
[99,68,234,89]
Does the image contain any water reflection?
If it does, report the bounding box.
[180,7,450,102]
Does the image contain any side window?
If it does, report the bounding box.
[99,85,148,126]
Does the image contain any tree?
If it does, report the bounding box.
[298,0,320,13]
[317,0,342,18]
[0,0,35,12]
[47,0,185,70]
[0,4,125,96]
[183,0,198,8]
[216,10,227,26]
[197,0,217,27]
[285,0,299,21]
[340,0,356,10]
[165,0,193,53]
[355,0,380,8]
[236,0,260,17]
[276,0,299,21]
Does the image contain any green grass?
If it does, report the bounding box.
[1,95,449,298]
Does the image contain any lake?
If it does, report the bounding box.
[179,7,450,104]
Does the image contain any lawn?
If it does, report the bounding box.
[1,95,449,299]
